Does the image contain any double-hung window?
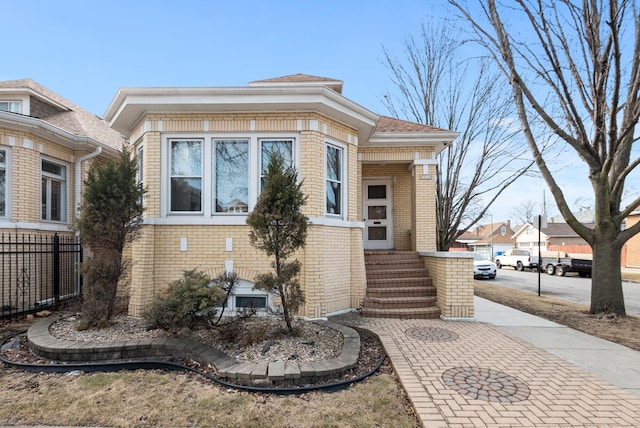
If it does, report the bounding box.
[215,140,249,213]
[136,145,144,206]
[0,149,6,217]
[41,159,66,222]
[325,143,343,216]
[170,140,202,212]
[0,101,21,113]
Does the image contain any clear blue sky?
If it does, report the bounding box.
[1,0,455,116]
[3,0,621,226]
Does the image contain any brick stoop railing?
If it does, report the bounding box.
[361,251,440,319]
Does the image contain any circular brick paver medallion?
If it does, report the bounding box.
[405,327,459,342]
[442,367,531,402]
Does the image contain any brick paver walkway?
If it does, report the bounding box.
[332,315,640,427]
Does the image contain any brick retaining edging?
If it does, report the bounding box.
[27,313,360,386]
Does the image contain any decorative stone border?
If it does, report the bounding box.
[27,314,360,386]
[441,366,531,403]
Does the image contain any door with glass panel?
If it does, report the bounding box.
[363,179,393,250]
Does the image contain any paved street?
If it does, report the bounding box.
[487,268,640,316]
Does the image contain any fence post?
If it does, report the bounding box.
[53,233,60,303]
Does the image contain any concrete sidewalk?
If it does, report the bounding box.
[332,298,640,427]
[474,296,640,396]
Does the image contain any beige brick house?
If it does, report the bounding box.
[0,79,123,310]
[105,74,460,319]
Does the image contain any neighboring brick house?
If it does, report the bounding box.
[0,79,123,310]
[456,221,516,259]
[625,211,640,267]
[105,74,459,318]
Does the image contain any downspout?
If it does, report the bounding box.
[75,146,102,219]
[74,146,102,296]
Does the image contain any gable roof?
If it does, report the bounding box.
[542,222,595,237]
[513,222,595,239]
[0,78,124,150]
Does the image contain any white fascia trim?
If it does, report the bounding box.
[412,159,438,165]
[368,131,459,143]
[0,111,118,154]
[105,86,379,139]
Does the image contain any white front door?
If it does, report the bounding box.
[363,179,394,250]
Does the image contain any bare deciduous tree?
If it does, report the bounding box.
[382,22,534,251]
[511,200,538,224]
[451,0,640,315]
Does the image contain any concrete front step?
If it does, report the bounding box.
[362,295,437,309]
[361,306,441,319]
[366,286,437,298]
[366,277,432,288]
[362,251,439,319]
[364,251,420,262]
[366,267,428,280]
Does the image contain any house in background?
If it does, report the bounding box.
[0,79,123,312]
[455,221,515,259]
[623,211,640,267]
[513,222,594,255]
[104,74,465,319]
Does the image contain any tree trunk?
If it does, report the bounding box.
[590,226,625,315]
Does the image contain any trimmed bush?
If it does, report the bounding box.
[144,270,226,334]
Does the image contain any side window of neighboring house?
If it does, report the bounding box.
[41,159,67,222]
[0,148,7,217]
[170,140,202,212]
[325,142,344,217]
[0,101,21,113]
[501,226,507,236]
[215,140,249,213]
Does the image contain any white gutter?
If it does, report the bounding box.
[75,146,102,218]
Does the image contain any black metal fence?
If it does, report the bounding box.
[1,233,82,318]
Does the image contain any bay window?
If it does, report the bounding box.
[164,135,299,218]
[41,159,66,222]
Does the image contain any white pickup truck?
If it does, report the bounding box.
[494,249,539,271]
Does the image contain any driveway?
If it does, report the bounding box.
[483,268,640,316]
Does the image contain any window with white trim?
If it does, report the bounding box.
[163,135,298,217]
[0,101,21,113]
[325,143,343,216]
[170,140,202,212]
[41,159,67,222]
[215,140,249,213]
[0,149,7,217]
[136,144,144,206]
[260,139,293,190]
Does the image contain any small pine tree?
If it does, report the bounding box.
[246,152,308,332]
[75,146,145,328]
